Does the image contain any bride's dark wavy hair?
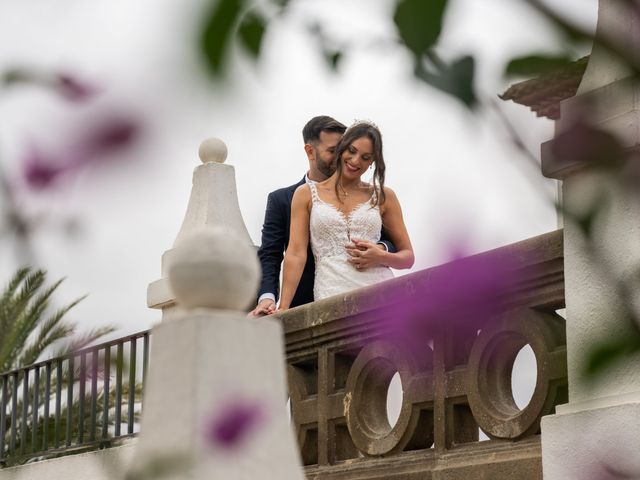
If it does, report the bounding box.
[334,122,386,207]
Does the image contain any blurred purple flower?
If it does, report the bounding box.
[382,245,522,349]
[205,398,266,451]
[551,120,625,171]
[2,68,99,103]
[84,116,140,152]
[588,462,640,480]
[21,114,142,191]
[55,73,99,102]
[22,146,68,189]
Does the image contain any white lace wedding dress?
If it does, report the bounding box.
[308,181,394,300]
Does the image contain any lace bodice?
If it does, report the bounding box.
[307,181,393,300]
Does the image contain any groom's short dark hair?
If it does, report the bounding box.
[302,116,346,144]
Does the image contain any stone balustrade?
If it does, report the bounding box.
[278,229,566,479]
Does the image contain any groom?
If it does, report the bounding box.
[249,115,395,316]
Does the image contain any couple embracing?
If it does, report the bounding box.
[250,116,414,316]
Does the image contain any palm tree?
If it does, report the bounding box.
[0,266,114,372]
[0,267,119,465]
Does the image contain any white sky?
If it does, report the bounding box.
[0,0,597,350]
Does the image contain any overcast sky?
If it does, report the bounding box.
[0,0,596,361]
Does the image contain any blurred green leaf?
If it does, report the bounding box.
[525,0,640,80]
[200,0,245,76]
[585,334,640,378]
[306,22,344,73]
[324,50,343,71]
[524,0,593,44]
[394,0,448,58]
[1,69,31,86]
[415,55,477,108]
[125,453,193,480]
[574,208,598,238]
[551,122,625,171]
[562,188,609,239]
[238,11,267,59]
[505,54,574,77]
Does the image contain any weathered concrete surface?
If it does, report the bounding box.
[0,440,136,480]
[302,438,543,480]
[139,148,303,480]
[147,138,254,316]
[132,311,304,480]
[277,230,566,479]
[539,2,640,478]
[542,399,640,479]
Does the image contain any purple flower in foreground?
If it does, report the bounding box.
[55,73,99,102]
[205,398,266,451]
[84,116,140,153]
[22,147,68,189]
[20,114,142,191]
[381,245,523,350]
[2,68,99,103]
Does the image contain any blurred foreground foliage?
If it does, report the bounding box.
[197,0,640,380]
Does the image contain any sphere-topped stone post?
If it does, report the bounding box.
[147,138,254,317]
[134,140,304,479]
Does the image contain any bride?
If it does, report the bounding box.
[278,121,414,310]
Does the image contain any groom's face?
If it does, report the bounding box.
[312,131,343,178]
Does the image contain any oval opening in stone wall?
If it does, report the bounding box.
[511,345,538,410]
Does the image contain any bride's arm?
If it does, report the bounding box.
[279,185,311,310]
[377,187,414,269]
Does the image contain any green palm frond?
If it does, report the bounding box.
[0,270,50,369]
[0,267,30,331]
[0,267,123,465]
[0,267,112,373]
[17,295,88,367]
[56,326,117,357]
[0,269,45,343]
[12,278,65,348]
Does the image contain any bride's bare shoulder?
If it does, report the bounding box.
[294,183,310,193]
[381,185,397,197]
[293,183,311,201]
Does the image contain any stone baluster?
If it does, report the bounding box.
[146,138,254,317]
[132,140,304,479]
[540,1,640,477]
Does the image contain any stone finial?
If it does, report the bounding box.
[167,227,260,311]
[199,138,228,164]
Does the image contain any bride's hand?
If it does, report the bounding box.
[346,239,387,270]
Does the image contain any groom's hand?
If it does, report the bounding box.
[345,239,387,270]
[248,298,276,317]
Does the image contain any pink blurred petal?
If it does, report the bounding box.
[55,73,99,102]
[22,146,68,190]
[205,398,266,451]
[379,243,524,356]
[19,113,142,192]
[83,116,140,155]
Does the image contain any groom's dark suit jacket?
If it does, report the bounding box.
[257,176,395,308]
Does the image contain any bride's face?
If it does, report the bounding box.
[341,136,373,180]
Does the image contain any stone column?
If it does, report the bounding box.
[132,139,304,479]
[540,1,640,478]
[146,138,254,318]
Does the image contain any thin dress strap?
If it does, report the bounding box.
[370,185,380,206]
[307,180,320,203]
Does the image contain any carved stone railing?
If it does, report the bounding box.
[277,229,566,480]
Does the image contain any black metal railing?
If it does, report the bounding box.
[0,330,150,465]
